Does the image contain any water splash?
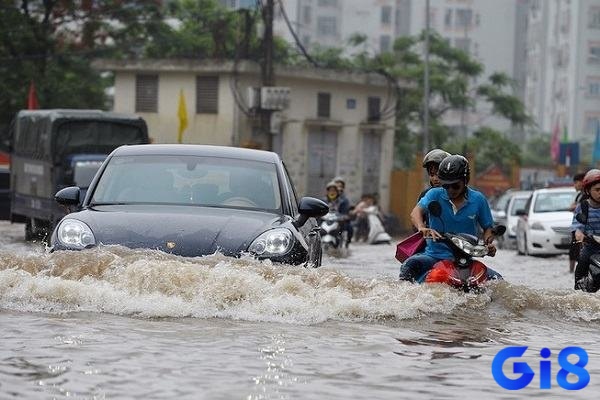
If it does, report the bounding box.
[1,246,599,323]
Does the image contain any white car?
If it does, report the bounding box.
[515,187,576,256]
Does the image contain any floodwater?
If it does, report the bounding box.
[1,220,599,399]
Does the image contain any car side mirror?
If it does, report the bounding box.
[575,212,587,225]
[55,186,81,206]
[294,197,329,227]
[515,209,527,216]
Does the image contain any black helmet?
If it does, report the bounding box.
[422,149,451,168]
[438,155,470,184]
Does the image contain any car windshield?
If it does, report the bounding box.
[510,197,529,215]
[533,192,574,213]
[90,155,282,211]
[493,191,512,211]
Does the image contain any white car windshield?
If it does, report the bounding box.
[510,198,529,215]
[90,155,281,211]
[533,192,574,213]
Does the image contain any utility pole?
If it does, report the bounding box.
[423,0,430,160]
[422,0,431,187]
[261,0,275,151]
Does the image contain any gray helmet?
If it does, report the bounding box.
[422,149,451,168]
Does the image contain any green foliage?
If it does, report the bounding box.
[0,0,163,126]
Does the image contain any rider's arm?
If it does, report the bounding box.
[411,204,442,239]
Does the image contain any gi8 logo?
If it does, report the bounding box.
[491,346,590,390]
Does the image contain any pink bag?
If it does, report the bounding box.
[395,232,426,262]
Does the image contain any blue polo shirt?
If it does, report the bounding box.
[417,186,494,260]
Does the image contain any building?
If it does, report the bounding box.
[524,0,600,144]
[92,59,400,209]
[275,0,529,138]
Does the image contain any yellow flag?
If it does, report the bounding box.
[177,89,188,143]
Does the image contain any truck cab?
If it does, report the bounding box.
[0,109,150,241]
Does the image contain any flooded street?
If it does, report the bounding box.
[1,220,600,399]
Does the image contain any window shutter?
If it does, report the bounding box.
[196,76,219,114]
[317,92,331,118]
[135,74,158,113]
[368,97,381,122]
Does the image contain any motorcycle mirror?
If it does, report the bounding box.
[428,201,442,217]
[575,212,587,225]
[492,225,506,236]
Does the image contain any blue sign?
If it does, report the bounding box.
[559,142,580,165]
[491,346,590,390]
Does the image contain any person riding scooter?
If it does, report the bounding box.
[572,169,600,292]
[399,155,502,282]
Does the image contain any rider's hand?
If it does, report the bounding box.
[419,227,442,240]
[575,230,585,243]
[487,243,497,257]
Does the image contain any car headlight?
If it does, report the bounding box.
[248,228,293,257]
[530,221,545,230]
[57,219,96,249]
[450,236,488,257]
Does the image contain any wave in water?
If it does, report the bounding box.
[1,246,599,324]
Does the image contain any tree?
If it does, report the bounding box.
[0,0,163,127]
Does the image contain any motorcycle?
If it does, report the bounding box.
[418,201,505,292]
[319,211,349,255]
[573,211,600,293]
[363,205,392,244]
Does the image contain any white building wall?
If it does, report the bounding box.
[106,62,394,209]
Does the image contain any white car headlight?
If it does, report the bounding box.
[57,219,96,249]
[530,221,545,230]
[248,228,293,256]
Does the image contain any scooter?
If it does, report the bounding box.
[363,205,392,244]
[573,211,600,293]
[419,201,505,292]
[319,211,349,254]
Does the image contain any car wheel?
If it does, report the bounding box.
[24,219,35,241]
[516,231,524,255]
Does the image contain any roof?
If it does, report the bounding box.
[91,59,413,89]
[16,109,144,122]
[112,144,281,163]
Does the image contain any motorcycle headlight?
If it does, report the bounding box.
[450,236,488,257]
[248,228,293,257]
[530,221,545,230]
[57,219,96,249]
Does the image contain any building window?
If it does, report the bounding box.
[455,8,473,28]
[317,16,337,36]
[589,6,600,29]
[380,35,391,53]
[454,38,471,53]
[318,0,337,7]
[586,115,600,134]
[588,78,600,97]
[589,42,600,64]
[302,35,311,46]
[367,97,381,122]
[196,76,219,114]
[381,6,392,25]
[303,5,311,24]
[317,92,331,118]
[444,9,453,28]
[135,74,158,113]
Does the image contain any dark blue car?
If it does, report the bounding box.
[51,144,328,266]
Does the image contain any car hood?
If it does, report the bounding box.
[60,205,291,257]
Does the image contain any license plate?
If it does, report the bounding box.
[560,236,571,245]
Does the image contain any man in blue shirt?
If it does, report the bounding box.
[399,155,502,282]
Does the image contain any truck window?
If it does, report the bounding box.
[53,121,146,163]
